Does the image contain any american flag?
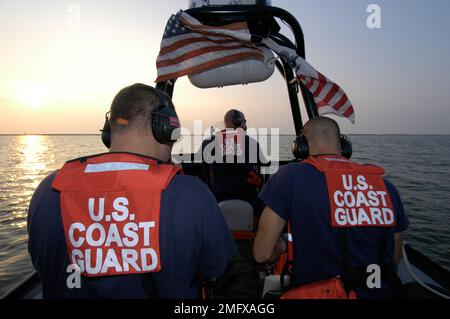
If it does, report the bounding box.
[263,38,355,123]
[156,11,355,124]
[156,10,264,83]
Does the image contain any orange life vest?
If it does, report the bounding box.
[52,153,181,278]
[279,155,395,299]
[280,277,357,300]
[304,156,396,228]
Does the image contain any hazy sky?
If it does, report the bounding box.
[0,0,449,134]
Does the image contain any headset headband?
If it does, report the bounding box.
[101,87,180,149]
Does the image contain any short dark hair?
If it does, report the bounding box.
[224,109,246,128]
[304,116,341,147]
[110,83,160,133]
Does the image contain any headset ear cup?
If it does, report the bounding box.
[101,114,112,149]
[152,105,180,145]
[151,89,180,145]
[340,134,353,159]
[292,135,309,160]
[151,109,167,145]
[151,111,162,144]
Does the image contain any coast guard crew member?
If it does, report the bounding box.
[201,109,268,217]
[253,117,409,299]
[28,84,236,299]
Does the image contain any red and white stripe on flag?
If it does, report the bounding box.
[156,11,264,83]
[155,11,356,124]
[299,72,355,124]
[263,38,356,124]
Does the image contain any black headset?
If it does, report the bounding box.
[292,133,353,161]
[101,88,180,149]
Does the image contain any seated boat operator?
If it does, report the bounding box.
[253,117,409,299]
[201,109,268,218]
[27,84,236,299]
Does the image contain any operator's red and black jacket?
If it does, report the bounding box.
[203,130,264,199]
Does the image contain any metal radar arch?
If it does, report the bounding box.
[156,0,319,136]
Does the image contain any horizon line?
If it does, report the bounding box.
[1,133,450,137]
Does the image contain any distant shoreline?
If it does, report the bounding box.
[1,134,449,137]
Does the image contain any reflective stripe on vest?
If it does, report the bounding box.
[304,156,396,228]
[52,153,181,277]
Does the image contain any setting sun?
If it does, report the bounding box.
[15,82,55,108]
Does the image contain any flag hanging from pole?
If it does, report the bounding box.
[156,10,264,83]
[155,11,355,124]
[263,38,355,124]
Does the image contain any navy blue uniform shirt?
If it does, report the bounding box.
[201,134,267,201]
[259,161,409,298]
[28,169,236,299]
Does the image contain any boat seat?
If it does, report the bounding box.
[261,275,290,299]
[218,200,254,240]
[215,200,261,299]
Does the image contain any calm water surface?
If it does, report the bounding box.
[0,135,449,296]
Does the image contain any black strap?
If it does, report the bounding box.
[280,225,294,291]
[280,259,294,291]
[139,273,158,299]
